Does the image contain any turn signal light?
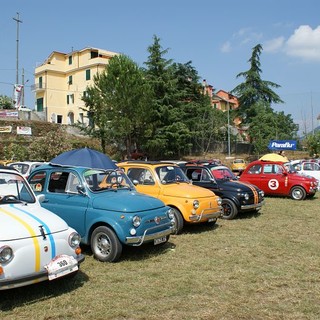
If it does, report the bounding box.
[75,247,82,255]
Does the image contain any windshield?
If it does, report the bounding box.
[0,171,35,204]
[211,167,236,180]
[84,169,135,192]
[155,165,189,184]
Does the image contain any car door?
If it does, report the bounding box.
[185,167,219,194]
[29,169,90,237]
[126,167,161,199]
[259,163,287,195]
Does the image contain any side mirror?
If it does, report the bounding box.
[132,179,139,186]
[37,194,46,203]
[77,185,86,195]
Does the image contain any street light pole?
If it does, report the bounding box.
[227,96,231,157]
[13,12,22,85]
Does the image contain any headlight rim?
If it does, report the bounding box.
[0,245,14,264]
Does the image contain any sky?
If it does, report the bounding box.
[1,0,320,135]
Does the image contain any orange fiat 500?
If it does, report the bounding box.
[118,161,223,234]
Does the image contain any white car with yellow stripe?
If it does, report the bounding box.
[0,166,84,290]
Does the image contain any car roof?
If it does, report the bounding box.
[118,160,179,167]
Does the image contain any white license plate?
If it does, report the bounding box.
[208,218,215,222]
[154,236,167,245]
[45,254,78,280]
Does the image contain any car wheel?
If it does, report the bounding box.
[221,199,238,220]
[91,226,122,262]
[171,208,184,235]
[290,186,307,200]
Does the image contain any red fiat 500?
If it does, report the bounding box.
[239,160,318,200]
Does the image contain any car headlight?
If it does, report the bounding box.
[0,246,13,263]
[132,215,141,227]
[69,232,81,248]
[193,200,199,209]
[260,190,265,197]
[167,208,175,220]
[241,193,249,200]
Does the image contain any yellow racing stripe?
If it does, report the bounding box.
[0,207,41,272]
[235,181,259,204]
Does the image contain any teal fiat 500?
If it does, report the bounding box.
[28,164,175,262]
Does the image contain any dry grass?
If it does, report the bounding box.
[1,196,320,320]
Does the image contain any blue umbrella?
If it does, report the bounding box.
[50,148,117,170]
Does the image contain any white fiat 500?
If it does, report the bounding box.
[0,166,85,290]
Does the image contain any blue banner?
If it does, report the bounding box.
[268,140,297,150]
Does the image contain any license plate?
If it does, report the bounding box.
[45,254,78,280]
[154,236,167,245]
[208,218,215,222]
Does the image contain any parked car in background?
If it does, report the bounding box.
[230,158,247,175]
[118,161,223,234]
[9,161,45,178]
[239,160,318,200]
[0,166,84,290]
[289,160,320,189]
[180,163,264,220]
[28,164,175,262]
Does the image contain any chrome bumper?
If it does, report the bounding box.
[125,222,175,246]
[0,254,85,290]
[188,206,222,222]
[241,200,264,211]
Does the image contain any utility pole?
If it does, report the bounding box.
[227,94,231,158]
[13,12,22,85]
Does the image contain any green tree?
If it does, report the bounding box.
[170,61,224,154]
[0,95,14,109]
[145,36,182,158]
[247,102,298,154]
[81,54,151,157]
[28,127,72,161]
[232,44,283,121]
[304,133,320,157]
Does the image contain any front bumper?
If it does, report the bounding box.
[0,254,85,290]
[125,222,175,246]
[188,206,222,222]
[241,200,265,211]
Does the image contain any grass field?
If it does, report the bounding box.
[1,195,320,320]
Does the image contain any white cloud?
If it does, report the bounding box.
[285,25,320,61]
[263,37,285,53]
[220,41,232,53]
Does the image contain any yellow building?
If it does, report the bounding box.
[33,47,118,125]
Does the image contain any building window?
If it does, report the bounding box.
[86,69,91,80]
[68,75,73,85]
[67,94,74,104]
[36,97,44,112]
[91,51,98,59]
[57,115,63,124]
[39,76,43,89]
[79,113,84,123]
[68,56,72,65]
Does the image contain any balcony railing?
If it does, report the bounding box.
[31,83,46,91]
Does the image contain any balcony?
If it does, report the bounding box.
[31,83,46,92]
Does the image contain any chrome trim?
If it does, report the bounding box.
[188,206,222,222]
[125,222,174,246]
[0,254,85,290]
[241,200,264,210]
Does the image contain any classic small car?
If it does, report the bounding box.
[8,161,45,178]
[230,158,247,174]
[180,163,264,220]
[0,166,84,290]
[118,161,223,234]
[28,164,175,262]
[288,160,320,189]
[239,160,318,200]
